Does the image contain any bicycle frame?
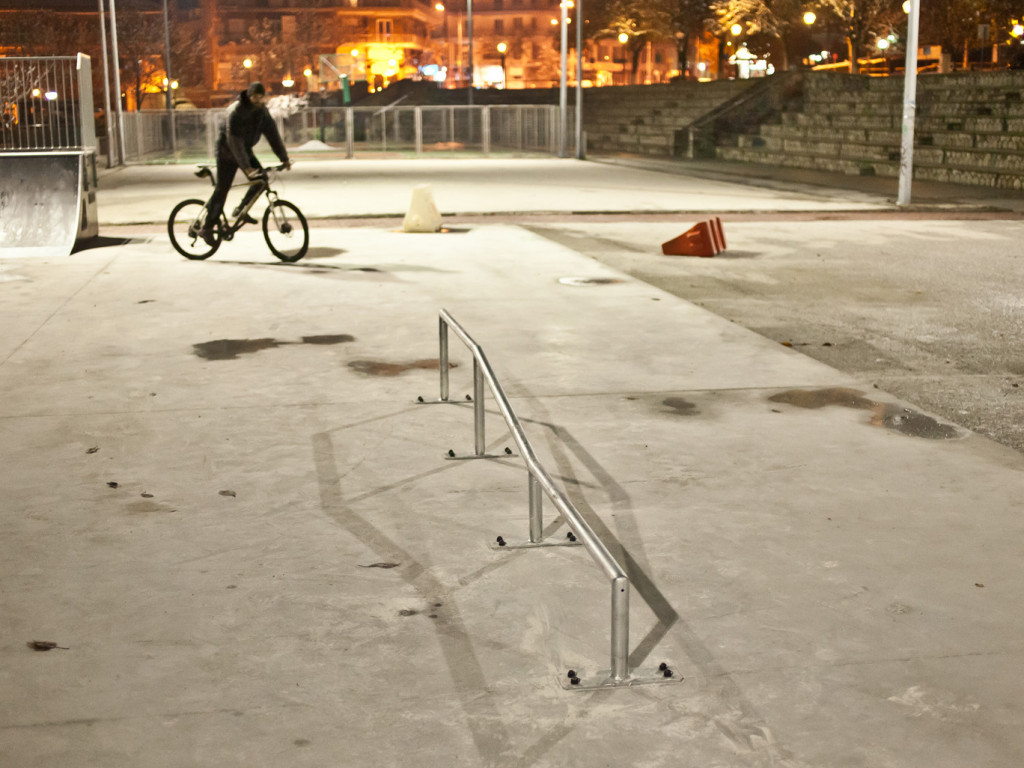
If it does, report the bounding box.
[196,164,284,242]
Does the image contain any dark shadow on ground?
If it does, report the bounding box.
[72,236,135,253]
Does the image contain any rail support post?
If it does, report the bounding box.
[439,317,450,402]
[473,358,485,455]
[528,474,543,543]
[611,575,630,682]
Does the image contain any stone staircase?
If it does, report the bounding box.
[717,71,1024,190]
[581,80,758,156]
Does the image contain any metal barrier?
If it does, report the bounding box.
[0,54,95,151]
[117,104,569,162]
[435,309,630,684]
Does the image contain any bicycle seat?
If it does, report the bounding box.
[194,166,214,180]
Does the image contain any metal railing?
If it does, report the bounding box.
[117,104,567,162]
[681,70,802,159]
[0,54,95,152]
[436,309,630,683]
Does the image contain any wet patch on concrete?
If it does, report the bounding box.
[769,387,962,439]
[348,359,454,377]
[125,500,177,514]
[663,396,700,416]
[193,335,355,361]
[558,276,624,286]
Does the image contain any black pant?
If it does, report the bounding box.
[203,150,263,229]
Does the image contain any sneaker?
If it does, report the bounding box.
[232,206,258,225]
[199,227,218,247]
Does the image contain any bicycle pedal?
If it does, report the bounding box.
[238,213,258,225]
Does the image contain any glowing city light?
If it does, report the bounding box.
[730,23,742,36]
[803,11,816,25]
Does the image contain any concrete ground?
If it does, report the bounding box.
[2,157,1024,767]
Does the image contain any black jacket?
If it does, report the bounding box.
[217,90,289,167]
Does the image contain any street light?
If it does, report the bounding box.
[618,32,629,85]
[496,41,507,88]
[730,23,742,36]
[803,11,816,25]
[243,57,253,84]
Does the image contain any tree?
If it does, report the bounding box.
[591,0,674,82]
[711,0,808,69]
[669,0,717,76]
[816,0,904,71]
[114,0,166,110]
[918,0,1016,67]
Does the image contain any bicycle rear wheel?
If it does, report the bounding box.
[262,200,309,262]
[168,199,220,260]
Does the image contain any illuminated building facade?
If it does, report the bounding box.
[201,0,440,98]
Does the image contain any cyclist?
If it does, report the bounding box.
[199,82,292,246]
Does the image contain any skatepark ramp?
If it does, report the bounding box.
[0,54,99,257]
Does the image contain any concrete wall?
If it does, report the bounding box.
[718,71,1024,190]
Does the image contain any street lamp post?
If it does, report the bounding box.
[467,0,474,105]
[161,0,176,155]
[618,32,629,85]
[497,41,507,88]
[575,0,583,158]
[243,57,253,84]
[897,0,921,205]
[559,0,568,156]
[97,0,116,166]
[108,0,127,165]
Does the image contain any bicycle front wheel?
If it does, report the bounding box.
[262,200,309,262]
[168,199,220,260]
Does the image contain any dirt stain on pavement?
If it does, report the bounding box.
[193,335,356,360]
[348,359,454,377]
[663,397,700,416]
[769,387,961,439]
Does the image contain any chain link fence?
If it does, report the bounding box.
[119,104,574,163]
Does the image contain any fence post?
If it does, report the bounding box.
[528,474,543,543]
[482,106,491,156]
[439,316,450,402]
[473,358,485,455]
[206,110,216,160]
[346,108,354,158]
[415,106,423,156]
[135,114,144,161]
[611,576,630,681]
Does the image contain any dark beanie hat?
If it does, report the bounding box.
[247,82,266,97]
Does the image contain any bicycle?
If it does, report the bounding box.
[167,163,309,262]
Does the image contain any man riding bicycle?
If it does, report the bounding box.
[199,82,292,246]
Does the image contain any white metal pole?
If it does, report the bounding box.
[558,0,567,157]
[162,0,177,155]
[467,0,474,105]
[897,0,921,206]
[97,0,115,167]
[109,0,127,165]
[574,0,583,158]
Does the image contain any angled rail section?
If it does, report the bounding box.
[436,309,631,683]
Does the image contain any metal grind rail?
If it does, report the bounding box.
[434,309,632,684]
